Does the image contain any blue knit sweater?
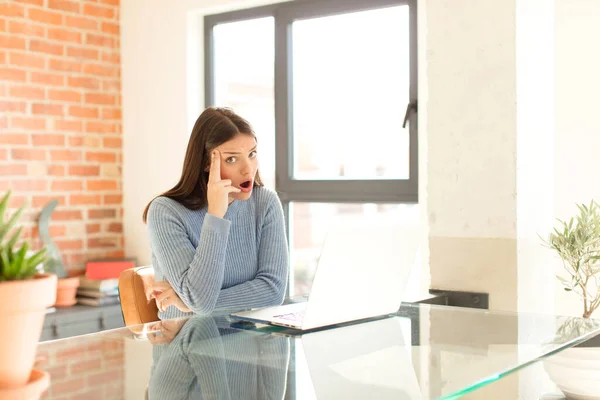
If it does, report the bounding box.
[146,187,289,320]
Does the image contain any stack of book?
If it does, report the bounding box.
[77,277,120,307]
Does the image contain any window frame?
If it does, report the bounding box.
[205,0,418,294]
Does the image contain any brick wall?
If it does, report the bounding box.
[0,0,123,270]
[37,335,125,399]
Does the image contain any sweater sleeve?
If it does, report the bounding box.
[214,194,289,310]
[147,199,231,314]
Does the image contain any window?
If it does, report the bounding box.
[205,0,418,296]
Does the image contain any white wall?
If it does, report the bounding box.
[554,0,600,317]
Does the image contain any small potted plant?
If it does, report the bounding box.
[38,199,80,307]
[541,200,600,399]
[0,191,56,396]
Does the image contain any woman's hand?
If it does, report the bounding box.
[207,149,241,218]
[146,280,191,313]
[147,319,187,345]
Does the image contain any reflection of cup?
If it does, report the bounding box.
[148,315,290,400]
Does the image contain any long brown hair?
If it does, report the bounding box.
[142,107,264,223]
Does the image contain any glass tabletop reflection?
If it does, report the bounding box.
[36,302,600,400]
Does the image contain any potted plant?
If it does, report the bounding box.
[38,199,80,307]
[0,191,56,397]
[541,200,600,399]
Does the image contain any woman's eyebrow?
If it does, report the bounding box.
[222,146,257,155]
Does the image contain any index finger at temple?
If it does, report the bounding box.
[209,149,221,182]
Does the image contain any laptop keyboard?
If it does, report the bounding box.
[273,311,305,321]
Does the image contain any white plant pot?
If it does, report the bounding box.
[544,347,600,400]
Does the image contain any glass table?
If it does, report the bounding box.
[35,302,600,399]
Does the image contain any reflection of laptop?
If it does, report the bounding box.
[301,317,422,399]
[231,213,419,331]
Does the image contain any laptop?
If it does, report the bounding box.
[300,316,422,399]
[231,211,419,331]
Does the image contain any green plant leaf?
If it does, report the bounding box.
[0,205,24,244]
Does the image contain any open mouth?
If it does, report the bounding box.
[239,180,253,192]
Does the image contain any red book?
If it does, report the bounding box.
[85,260,136,280]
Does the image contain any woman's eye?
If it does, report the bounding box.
[225,157,236,163]
[249,151,257,158]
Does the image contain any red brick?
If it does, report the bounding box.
[99,0,119,6]
[0,134,29,145]
[107,222,122,233]
[104,194,121,204]
[66,46,99,61]
[0,150,6,160]
[70,390,105,400]
[83,4,114,19]
[47,27,82,43]
[48,89,81,103]
[84,93,115,105]
[0,51,5,64]
[0,164,27,176]
[11,117,46,130]
[85,121,116,133]
[31,72,64,86]
[52,180,83,191]
[88,209,116,219]
[0,101,27,113]
[54,119,82,132]
[101,108,121,120]
[88,237,118,248]
[0,35,26,50]
[32,134,65,146]
[52,210,82,220]
[8,20,45,37]
[13,180,48,191]
[87,180,118,191]
[103,137,121,148]
[83,64,118,77]
[48,0,80,13]
[56,239,84,251]
[9,85,45,100]
[101,21,119,35]
[101,51,120,64]
[29,39,64,56]
[31,197,66,209]
[69,165,99,176]
[69,106,98,118]
[70,195,101,206]
[32,103,64,116]
[0,68,26,82]
[11,149,46,161]
[48,165,65,176]
[86,33,115,47]
[0,4,25,17]
[69,136,101,147]
[50,150,82,162]
[8,52,45,69]
[69,358,102,375]
[102,80,120,92]
[68,76,99,90]
[48,58,82,72]
[86,151,115,163]
[28,8,63,25]
[65,15,97,30]
[86,223,101,233]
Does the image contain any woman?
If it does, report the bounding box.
[143,107,289,320]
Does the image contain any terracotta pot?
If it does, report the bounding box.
[55,276,80,307]
[0,273,57,389]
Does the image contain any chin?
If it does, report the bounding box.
[232,191,252,201]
